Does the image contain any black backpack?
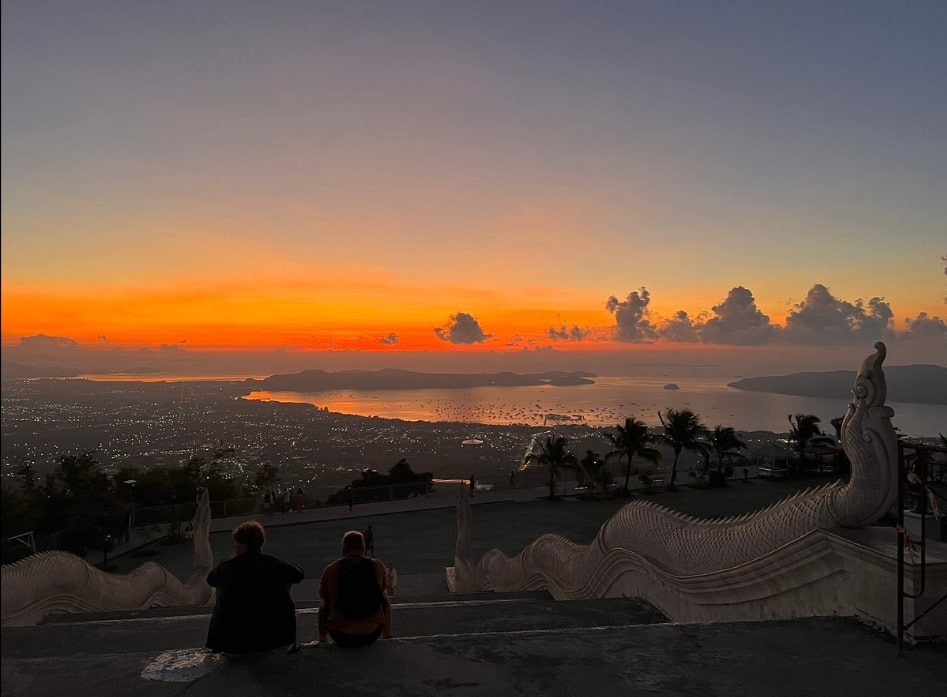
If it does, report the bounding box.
[336,557,382,619]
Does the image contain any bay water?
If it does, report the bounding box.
[246,375,945,440]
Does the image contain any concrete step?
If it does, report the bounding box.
[2,592,667,659]
[4,615,945,697]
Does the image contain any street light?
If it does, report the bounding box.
[123,480,137,535]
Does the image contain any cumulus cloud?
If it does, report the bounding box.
[699,286,778,345]
[434,312,491,344]
[781,284,895,344]
[379,333,399,345]
[605,288,659,343]
[158,344,188,354]
[547,324,590,341]
[658,310,700,343]
[904,313,947,342]
[18,334,79,351]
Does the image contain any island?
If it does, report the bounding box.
[728,364,947,406]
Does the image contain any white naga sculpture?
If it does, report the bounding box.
[455,342,900,602]
[1,488,214,627]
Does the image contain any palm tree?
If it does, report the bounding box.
[603,417,661,495]
[656,408,711,490]
[787,413,824,470]
[709,425,748,471]
[579,450,604,497]
[523,435,579,499]
[830,416,844,441]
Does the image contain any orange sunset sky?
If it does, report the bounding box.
[2,2,945,374]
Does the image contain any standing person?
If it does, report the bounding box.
[386,562,398,598]
[347,486,354,512]
[363,524,374,557]
[317,530,391,648]
[263,490,273,516]
[282,489,292,514]
[294,488,305,512]
[509,470,516,490]
[205,520,304,656]
[469,474,476,497]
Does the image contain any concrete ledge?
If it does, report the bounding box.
[3,615,944,697]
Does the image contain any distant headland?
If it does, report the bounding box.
[728,364,947,406]
[261,369,597,391]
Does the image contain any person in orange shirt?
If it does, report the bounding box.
[317,530,391,648]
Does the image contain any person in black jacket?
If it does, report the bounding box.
[206,519,304,655]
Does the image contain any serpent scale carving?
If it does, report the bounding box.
[1,489,214,626]
[463,342,899,595]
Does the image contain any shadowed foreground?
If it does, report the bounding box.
[2,607,945,697]
[2,479,944,696]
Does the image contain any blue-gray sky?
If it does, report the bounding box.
[2,1,945,367]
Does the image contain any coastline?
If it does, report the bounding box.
[3,376,942,508]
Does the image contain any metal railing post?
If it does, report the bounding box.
[897,440,905,657]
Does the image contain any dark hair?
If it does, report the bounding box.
[232,520,265,551]
[341,530,365,555]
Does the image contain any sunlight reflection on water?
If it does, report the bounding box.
[244,375,945,438]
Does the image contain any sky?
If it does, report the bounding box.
[2,1,945,376]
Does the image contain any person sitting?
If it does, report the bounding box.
[205,520,304,656]
[318,530,391,648]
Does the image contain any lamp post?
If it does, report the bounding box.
[123,479,137,536]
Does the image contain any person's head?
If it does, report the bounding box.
[232,520,265,554]
[341,530,365,556]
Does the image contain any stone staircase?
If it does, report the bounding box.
[3,587,945,697]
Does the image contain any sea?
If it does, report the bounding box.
[242,375,946,440]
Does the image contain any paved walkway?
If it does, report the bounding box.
[108,474,853,601]
[110,482,540,562]
[110,465,792,562]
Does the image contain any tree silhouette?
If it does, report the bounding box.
[709,425,747,471]
[579,450,605,496]
[523,435,579,499]
[787,413,824,470]
[656,409,711,490]
[604,417,661,494]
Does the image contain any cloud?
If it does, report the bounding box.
[158,344,188,355]
[379,333,399,345]
[781,284,895,345]
[547,324,590,341]
[657,310,700,343]
[605,288,659,343]
[904,312,947,342]
[434,312,491,344]
[18,334,79,351]
[699,286,778,345]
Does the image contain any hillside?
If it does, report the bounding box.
[261,368,597,391]
[728,364,947,405]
